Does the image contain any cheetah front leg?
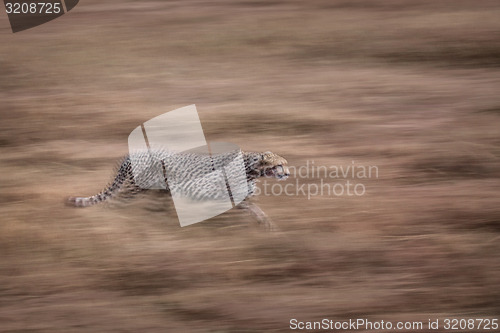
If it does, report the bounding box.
[236,201,279,231]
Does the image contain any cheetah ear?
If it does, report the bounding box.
[263,151,273,158]
[261,151,274,164]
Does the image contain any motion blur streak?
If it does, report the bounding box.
[0,0,499,331]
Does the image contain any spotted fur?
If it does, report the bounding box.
[67,150,289,210]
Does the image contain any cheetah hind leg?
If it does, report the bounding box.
[236,201,279,232]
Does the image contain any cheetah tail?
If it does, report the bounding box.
[65,157,131,207]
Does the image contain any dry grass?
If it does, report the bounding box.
[1,1,500,332]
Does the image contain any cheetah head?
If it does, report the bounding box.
[245,151,290,181]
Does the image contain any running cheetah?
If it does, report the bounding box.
[67,149,290,230]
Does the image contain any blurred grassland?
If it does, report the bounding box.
[1,0,500,332]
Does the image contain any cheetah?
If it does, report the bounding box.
[67,149,290,230]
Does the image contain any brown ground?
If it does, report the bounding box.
[1,1,500,332]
